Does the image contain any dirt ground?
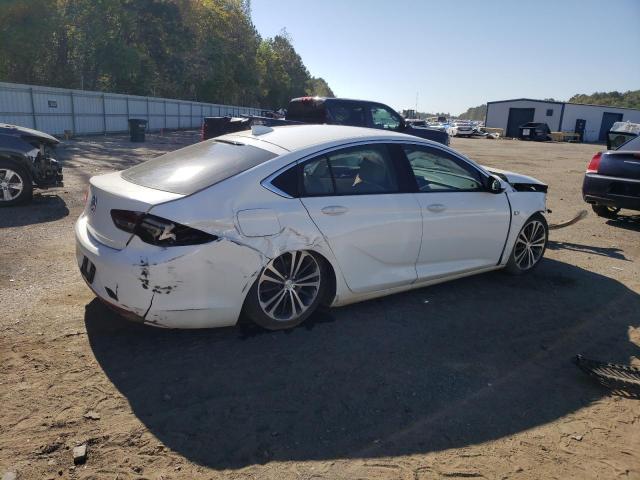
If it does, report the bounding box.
[1,131,639,480]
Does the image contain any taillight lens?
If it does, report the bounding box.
[111,210,218,247]
[586,152,602,173]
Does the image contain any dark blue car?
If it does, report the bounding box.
[583,135,640,217]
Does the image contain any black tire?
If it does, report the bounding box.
[242,250,327,330]
[591,204,620,218]
[505,213,548,275]
[0,160,32,206]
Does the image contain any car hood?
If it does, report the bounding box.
[0,123,60,146]
[482,166,545,186]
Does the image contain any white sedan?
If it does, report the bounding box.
[76,125,549,330]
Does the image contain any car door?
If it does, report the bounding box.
[299,143,422,293]
[401,143,511,280]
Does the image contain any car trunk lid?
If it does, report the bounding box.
[85,172,183,249]
[598,151,640,180]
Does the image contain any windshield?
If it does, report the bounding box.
[121,140,277,194]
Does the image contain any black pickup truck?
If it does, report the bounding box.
[202,97,449,145]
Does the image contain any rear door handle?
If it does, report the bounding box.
[427,203,446,213]
[321,205,348,215]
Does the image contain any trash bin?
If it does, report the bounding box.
[518,122,551,141]
[128,118,147,142]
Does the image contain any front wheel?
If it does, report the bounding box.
[591,204,620,218]
[0,162,32,206]
[505,213,548,275]
[243,250,327,330]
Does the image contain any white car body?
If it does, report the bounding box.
[75,125,547,329]
[448,122,474,137]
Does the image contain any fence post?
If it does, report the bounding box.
[190,102,193,129]
[164,99,167,130]
[102,93,107,134]
[70,91,76,134]
[29,87,37,130]
[146,97,150,129]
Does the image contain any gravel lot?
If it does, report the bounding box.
[1,131,639,480]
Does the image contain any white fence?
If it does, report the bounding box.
[0,81,262,136]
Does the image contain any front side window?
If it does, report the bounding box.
[403,145,484,192]
[370,105,401,130]
[301,144,400,196]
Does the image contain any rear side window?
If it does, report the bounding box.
[302,144,400,196]
[326,102,366,126]
[270,165,299,197]
[122,140,277,195]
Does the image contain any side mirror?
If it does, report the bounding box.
[487,175,505,194]
[399,119,407,130]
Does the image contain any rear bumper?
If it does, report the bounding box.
[75,213,264,328]
[582,173,640,211]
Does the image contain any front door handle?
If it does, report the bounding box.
[427,203,446,213]
[321,205,348,216]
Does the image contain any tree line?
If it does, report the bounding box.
[0,0,334,110]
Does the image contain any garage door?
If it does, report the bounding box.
[599,112,623,142]
[506,108,535,138]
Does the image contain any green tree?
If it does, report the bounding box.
[0,0,333,109]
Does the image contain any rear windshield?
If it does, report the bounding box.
[121,140,277,195]
[617,135,640,151]
[287,98,326,122]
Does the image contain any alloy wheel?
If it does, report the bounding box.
[258,251,321,322]
[513,220,546,270]
[0,168,24,202]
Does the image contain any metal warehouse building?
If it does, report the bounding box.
[485,98,640,143]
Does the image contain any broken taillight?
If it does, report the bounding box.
[586,152,602,173]
[111,210,218,247]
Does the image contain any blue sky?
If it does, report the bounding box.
[251,0,640,115]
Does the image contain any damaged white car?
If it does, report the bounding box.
[75,125,548,330]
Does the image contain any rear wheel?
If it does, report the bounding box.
[591,204,620,218]
[0,162,32,206]
[243,250,326,330]
[505,213,548,275]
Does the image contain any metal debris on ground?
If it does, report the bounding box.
[73,444,87,465]
[548,210,588,230]
[574,354,640,398]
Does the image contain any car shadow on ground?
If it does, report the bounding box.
[85,258,639,469]
[606,213,640,232]
[0,194,68,228]
[547,240,629,261]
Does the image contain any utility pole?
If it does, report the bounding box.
[415,92,419,118]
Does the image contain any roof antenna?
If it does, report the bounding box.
[251,124,273,136]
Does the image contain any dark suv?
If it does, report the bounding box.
[0,123,63,206]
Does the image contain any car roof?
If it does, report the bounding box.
[223,124,420,152]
